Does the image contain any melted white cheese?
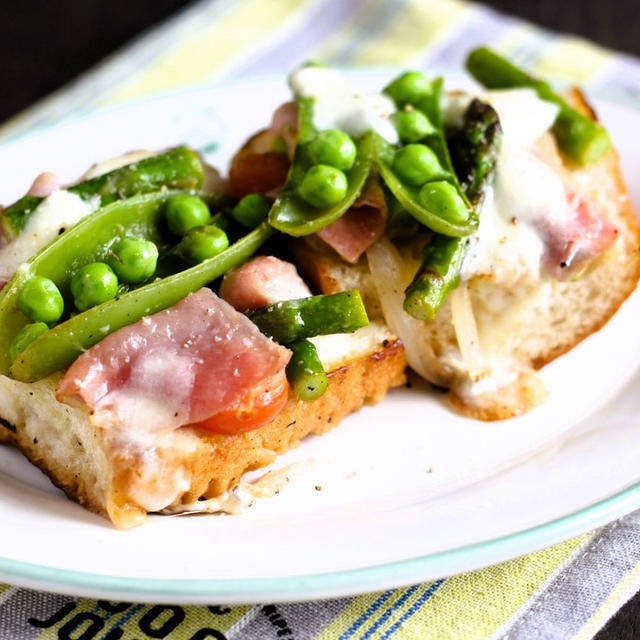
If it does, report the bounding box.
[160,462,311,516]
[460,185,545,282]
[310,321,394,371]
[289,66,398,143]
[484,88,558,149]
[0,190,99,282]
[460,89,564,282]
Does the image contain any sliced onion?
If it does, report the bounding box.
[449,284,486,382]
[366,237,449,386]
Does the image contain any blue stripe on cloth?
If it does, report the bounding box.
[104,603,146,632]
[338,590,395,640]
[380,579,445,639]
[360,585,421,640]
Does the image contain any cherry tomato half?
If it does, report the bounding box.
[194,370,289,435]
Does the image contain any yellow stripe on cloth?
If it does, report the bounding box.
[533,37,612,84]
[110,0,311,104]
[348,0,469,66]
[398,536,590,640]
[316,535,588,640]
[573,559,640,640]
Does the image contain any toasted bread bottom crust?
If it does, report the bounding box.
[0,337,405,528]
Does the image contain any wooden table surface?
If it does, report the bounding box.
[2,1,640,637]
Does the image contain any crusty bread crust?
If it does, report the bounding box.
[0,333,405,528]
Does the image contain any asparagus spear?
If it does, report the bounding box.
[248,291,369,344]
[466,46,610,166]
[448,98,503,208]
[403,235,468,320]
[403,99,502,321]
[1,146,204,241]
[285,339,329,401]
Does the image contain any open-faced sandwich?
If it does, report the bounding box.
[0,47,638,528]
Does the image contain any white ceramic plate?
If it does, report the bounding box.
[1,72,640,604]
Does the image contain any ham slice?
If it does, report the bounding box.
[316,177,388,263]
[544,192,618,279]
[228,102,297,197]
[220,256,311,312]
[28,172,60,197]
[57,288,291,431]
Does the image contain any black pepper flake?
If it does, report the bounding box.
[0,417,16,433]
[382,339,390,348]
[58,227,66,235]
[560,261,568,268]
[33,437,38,445]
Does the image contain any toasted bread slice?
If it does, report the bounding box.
[0,322,404,528]
[294,90,640,420]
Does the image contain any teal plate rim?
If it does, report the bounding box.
[1,479,639,604]
[1,72,639,604]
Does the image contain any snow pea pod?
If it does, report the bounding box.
[10,222,273,382]
[268,99,374,236]
[374,78,478,238]
[1,146,204,241]
[0,191,179,375]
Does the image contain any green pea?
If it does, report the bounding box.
[418,181,470,224]
[165,194,210,235]
[392,144,444,186]
[9,322,49,363]
[395,109,436,143]
[71,263,119,312]
[107,237,159,284]
[179,225,230,264]
[308,129,357,171]
[231,194,271,228]
[17,276,64,324]
[298,165,348,208]
[384,71,431,107]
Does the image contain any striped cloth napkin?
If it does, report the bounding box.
[2,1,640,638]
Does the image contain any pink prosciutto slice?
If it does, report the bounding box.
[543,191,618,279]
[316,177,388,263]
[57,288,291,431]
[28,172,60,197]
[220,256,311,312]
